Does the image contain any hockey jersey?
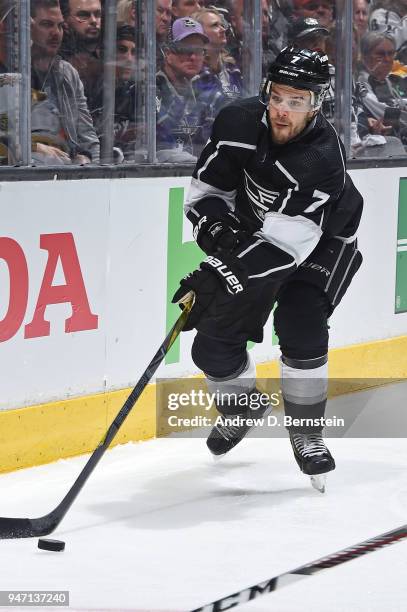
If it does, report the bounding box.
[185,97,363,283]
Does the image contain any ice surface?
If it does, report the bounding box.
[0,385,406,611]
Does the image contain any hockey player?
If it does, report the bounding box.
[172,46,363,491]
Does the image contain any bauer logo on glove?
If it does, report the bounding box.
[203,255,244,294]
[172,253,248,331]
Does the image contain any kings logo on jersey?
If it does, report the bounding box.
[244,170,279,222]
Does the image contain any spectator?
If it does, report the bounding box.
[0,0,17,164]
[0,0,14,72]
[370,0,407,57]
[172,0,201,19]
[192,7,242,105]
[287,16,329,53]
[156,0,172,43]
[192,7,227,53]
[261,0,277,74]
[261,0,271,44]
[322,25,378,155]
[358,31,407,144]
[31,0,99,164]
[291,17,333,118]
[228,0,255,71]
[288,17,332,114]
[202,0,231,16]
[316,23,371,152]
[264,0,290,66]
[229,0,277,73]
[157,0,172,69]
[93,25,138,162]
[292,0,334,31]
[228,0,244,67]
[60,0,103,114]
[115,25,136,83]
[111,24,138,161]
[117,0,136,27]
[354,0,369,39]
[156,17,211,162]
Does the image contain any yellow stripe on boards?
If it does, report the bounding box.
[0,336,406,474]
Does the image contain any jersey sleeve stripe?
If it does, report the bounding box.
[197,149,219,181]
[248,261,296,279]
[197,140,257,180]
[333,233,358,243]
[275,161,299,189]
[237,238,265,258]
[218,141,257,149]
[189,207,200,218]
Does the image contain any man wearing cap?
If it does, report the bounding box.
[288,16,329,53]
[292,0,334,31]
[287,16,335,119]
[171,47,364,492]
[156,16,214,162]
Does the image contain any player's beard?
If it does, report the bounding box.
[270,111,314,144]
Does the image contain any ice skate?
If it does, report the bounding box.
[207,404,271,458]
[289,432,335,493]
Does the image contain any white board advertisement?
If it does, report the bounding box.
[0,168,406,410]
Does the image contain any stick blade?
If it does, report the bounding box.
[0,515,56,539]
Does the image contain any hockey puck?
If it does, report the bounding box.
[37,538,65,552]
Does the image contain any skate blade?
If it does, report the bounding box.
[211,452,226,462]
[211,453,226,463]
[310,474,326,493]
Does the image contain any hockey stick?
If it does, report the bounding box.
[190,523,407,611]
[0,294,194,539]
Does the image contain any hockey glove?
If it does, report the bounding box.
[172,254,248,331]
[193,212,248,255]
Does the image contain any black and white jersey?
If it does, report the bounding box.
[185,96,363,284]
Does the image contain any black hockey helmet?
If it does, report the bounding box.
[261,46,330,110]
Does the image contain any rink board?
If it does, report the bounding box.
[0,168,406,472]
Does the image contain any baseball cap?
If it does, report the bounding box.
[171,17,209,44]
[288,17,329,41]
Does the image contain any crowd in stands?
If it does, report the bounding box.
[1,0,407,165]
